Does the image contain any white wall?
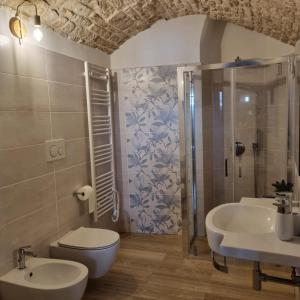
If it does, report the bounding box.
[221,23,295,62]
[0,7,110,67]
[111,16,295,69]
[111,15,207,69]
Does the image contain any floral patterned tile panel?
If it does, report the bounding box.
[117,65,182,234]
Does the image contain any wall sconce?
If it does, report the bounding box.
[9,0,43,44]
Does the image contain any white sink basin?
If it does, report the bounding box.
[210,203,275,234]
[0,257,88,300]
[206,202,275,255]
[205,199,300,268]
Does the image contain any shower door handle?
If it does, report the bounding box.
[225,158,228,177]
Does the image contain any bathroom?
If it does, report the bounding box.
[0,1,300,299]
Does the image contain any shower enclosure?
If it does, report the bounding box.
[178,56,300,254]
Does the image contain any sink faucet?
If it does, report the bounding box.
[17,245,36,269]
[273,192,292,214]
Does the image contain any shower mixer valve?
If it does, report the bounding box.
[235,141,245,178]
[235,141,245,156]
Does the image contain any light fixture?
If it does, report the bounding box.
[33,13,43,42]
[241,95,251,103]
[9,15,26,45]
[9,0,43,44]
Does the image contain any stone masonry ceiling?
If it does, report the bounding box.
[1,0,300,54]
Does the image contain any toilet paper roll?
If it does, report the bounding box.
[76,185,95,214]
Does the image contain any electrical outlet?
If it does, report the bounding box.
[45,139,66,162]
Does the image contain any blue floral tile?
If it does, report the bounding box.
[129,193,182,234]
[117,65,181,234]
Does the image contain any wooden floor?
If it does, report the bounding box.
[83,234,295,300]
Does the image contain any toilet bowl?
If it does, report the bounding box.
[50,227,120,279]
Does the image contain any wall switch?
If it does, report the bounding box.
[45,139,66,162]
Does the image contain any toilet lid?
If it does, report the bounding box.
[58,227,120,250]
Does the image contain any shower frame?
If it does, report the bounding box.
[177,55,299,255]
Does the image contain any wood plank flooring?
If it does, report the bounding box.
[83,234,295,300]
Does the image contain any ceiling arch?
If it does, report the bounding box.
[1,0,300,54]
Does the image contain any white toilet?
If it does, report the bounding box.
[50,227,120,279]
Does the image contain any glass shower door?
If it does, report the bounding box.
[182,71,197,246]
[184,68,235,242]
[234,62,289,201]
[200,68,235,211]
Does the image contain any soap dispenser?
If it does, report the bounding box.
[274,193,293,241]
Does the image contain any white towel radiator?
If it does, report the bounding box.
[84,62,119,222]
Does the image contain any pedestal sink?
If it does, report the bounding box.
[0,257,88,300]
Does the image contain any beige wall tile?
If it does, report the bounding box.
[0,111,51,149]
[271,84,288,106]
[235,104,257,129]
[51,112,88,140]
[264,150,287,168]
[264,127,288,151]
[234,166,255,188]
[0,41,46,79]
[235,66,265,85]
[57,195,90,237]
[49,82,86,112]
[46,50,84,85]
[235,127,256,149]
[0,204,58,276]
[53,138,89,171]
[55,163,90,201]
[213,168,233,192]
[0,42,120,274]
[257,104,289,130]
[0,174,56,227]
[0,73,49,111]
[0,144,53,187]
[92,212,123,232]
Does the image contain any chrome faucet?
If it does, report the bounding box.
[273,192,292,214]
[17,245,36,269]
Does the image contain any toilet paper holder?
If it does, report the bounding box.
[73,185,96,214]
[73,191,85,197]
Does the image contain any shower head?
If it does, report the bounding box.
[224,59,261,68]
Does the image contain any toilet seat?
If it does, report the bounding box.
[58,227,120,250]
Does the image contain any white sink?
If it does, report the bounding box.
[211,203,275,234]
[206,203,275,254]
[0,257,88,300]
[205,198,300,268]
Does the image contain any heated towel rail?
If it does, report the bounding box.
[84,62,119,222]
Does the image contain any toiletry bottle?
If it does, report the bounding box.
[274,193,293,241]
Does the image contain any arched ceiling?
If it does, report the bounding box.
[1,0,300,54]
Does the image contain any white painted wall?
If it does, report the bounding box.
[111,15,207,69]
[0,7,110,67]
[111,16,295,69]
[221,23,295,62]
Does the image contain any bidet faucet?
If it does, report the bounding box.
[17,245,36,269]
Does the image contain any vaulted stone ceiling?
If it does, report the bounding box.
[1,0,300,54]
